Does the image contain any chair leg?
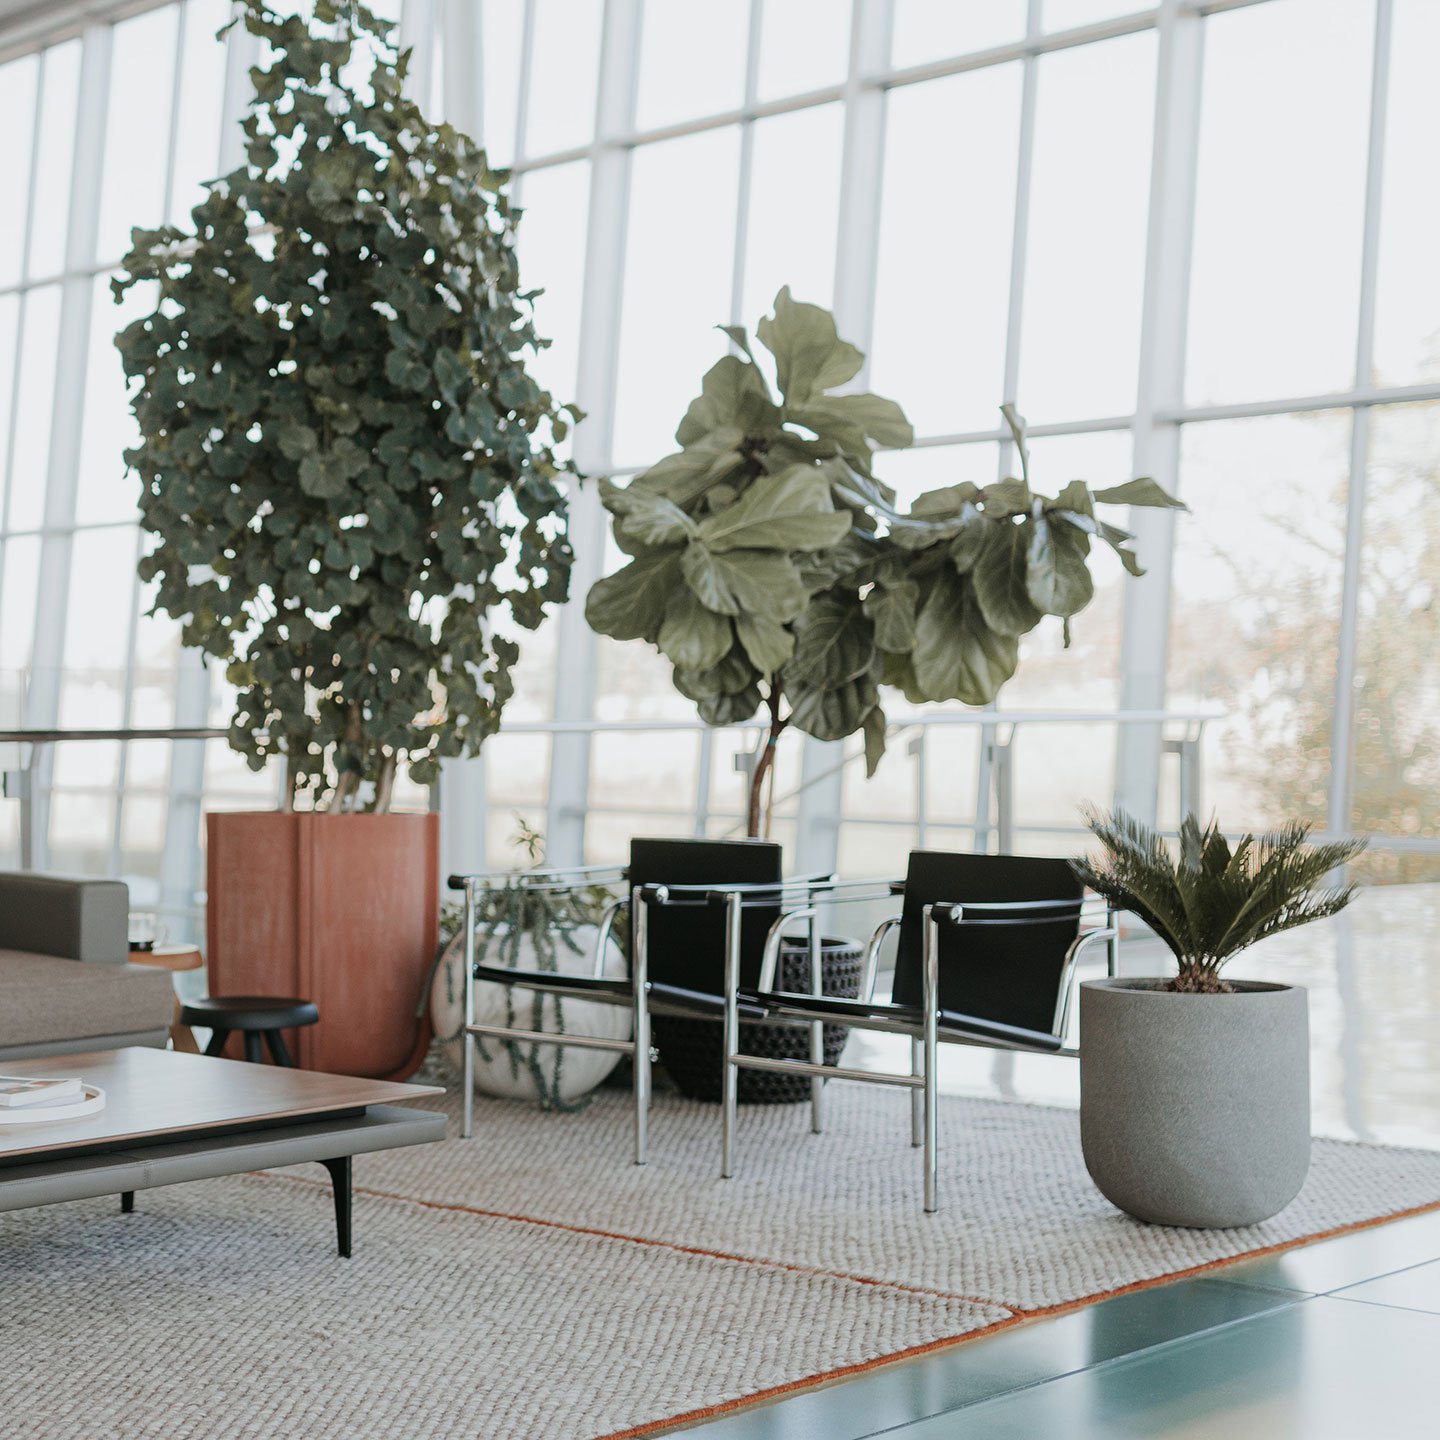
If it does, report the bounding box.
[910,1037,923,1148]
[720,892,742,1179]
[264,1028,295,1066]
[808,914,824,1135]
[923,1027,939,1214]
[120,1191,134,1214]
[203,1027,231,1058]
[243,1031,263,1065]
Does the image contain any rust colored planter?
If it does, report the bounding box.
[205,811,438,1080]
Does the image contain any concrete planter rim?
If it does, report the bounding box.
[1081,977,1298,998]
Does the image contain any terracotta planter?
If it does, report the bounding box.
[205,811,438,1080]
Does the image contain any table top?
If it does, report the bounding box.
[0,1048,444,1162]
[128,944,205,972]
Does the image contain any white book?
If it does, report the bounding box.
[0,1076,84,1108]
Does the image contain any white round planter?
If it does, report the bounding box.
[1079,978,1311,1228]
[430,924,630,1103]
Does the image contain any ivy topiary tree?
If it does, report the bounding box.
[586,289,1184,836]
[114,0,577,811]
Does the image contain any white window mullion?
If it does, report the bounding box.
[1326,0,1393,843]
[541,0,641,866]
[1113,0,1205,825]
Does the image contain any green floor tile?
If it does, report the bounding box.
[885,1296,1440,1439]
[686,1278,1297,1438]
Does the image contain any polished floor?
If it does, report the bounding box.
[686,883,1440,1437]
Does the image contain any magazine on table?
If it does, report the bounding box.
[0,1076,84,1108]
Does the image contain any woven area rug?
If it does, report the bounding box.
[4,1082,1440,1440]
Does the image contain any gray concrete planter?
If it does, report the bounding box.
[1079,978,1310,1228]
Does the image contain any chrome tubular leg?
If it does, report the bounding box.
[910,1036,923,1147]
[923,907,941,1214]
[632,888,650,1167]
[462,880,476,1140]
[808,911,824,1134]
[721,891,742,1178]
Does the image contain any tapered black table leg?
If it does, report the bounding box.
[321,1156,352,1257]
[263,1028,294,1066]
[243,1031,264,1065]
[121,1191,134,1214]
[203,1027,231,1058]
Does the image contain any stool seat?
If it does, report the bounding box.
[180,996,319,1031]
[181,996,319,1067]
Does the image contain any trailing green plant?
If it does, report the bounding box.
[1072,808,1367,993]
[433,817,624,1111]
[586,287,1185,835]
[114,0,577,812]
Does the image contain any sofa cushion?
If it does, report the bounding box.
[0,873,130,963]
[0,949,174,1049]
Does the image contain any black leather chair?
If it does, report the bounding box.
[449,837,834,1163]
[718,851,1119,1212]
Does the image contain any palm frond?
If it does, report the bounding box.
[1071,808,1367,986]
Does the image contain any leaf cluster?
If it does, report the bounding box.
[586,288,1185,776]
[1072,808,1367,990]
[114,0,577,805]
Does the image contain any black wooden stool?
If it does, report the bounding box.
[180,996,319,1067]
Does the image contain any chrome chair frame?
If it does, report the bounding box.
[447,864,840,1166]
[718,883,1119,1213]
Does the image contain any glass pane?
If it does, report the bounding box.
[29,40,82,277]
[514,162,591,413]
[479,0,525,168]
[61,526,139,734]
[0,534,41,677]
[77,276,154,526]
[757,0,852,102]
[47,790,117,873]
[890,0,1026,67]
[7,282,63,533]
[611,127,741,471]
[1166,412,1352,832]
[636,0,748,130]
[997,429,1134,709]
[877,441,1000,511]
[523,0,602,156]
[1372,0,1440,388]
[1351,402,1440,881]
[1186,0,1374,407]
[0,55,39,286]
[741,102,844,324]
[871,64,1022,438]
[0,295,18,508]
[1017,30,1155,424]
[97,7,180,265]
[169,0,231,227]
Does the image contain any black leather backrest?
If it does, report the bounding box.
[892,851,1084,1035]
[628,837,783,994]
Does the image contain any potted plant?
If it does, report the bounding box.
[114,0,577,1078]
[585,288,1183,1098]
[1072,809,1365,1227]
[427,821,628,1109]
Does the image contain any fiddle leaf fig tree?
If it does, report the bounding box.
[114,0,577,811]
[587,289,1185,836]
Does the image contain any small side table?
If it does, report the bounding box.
[129,944,206,1054]
[179,996,320,1067]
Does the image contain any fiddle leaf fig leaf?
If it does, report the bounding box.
[601,478,698,547]
[1091,476,1185,510]
[680,544,810,622]
[1025,513,1094,618]
[735,613,795,674]
[757,286,864,402]
[912,567,1019,705]
[658,586,734,672]
[696,464,851,553]
[787,594,874,687]
[584,551,681,643]
[863,578,919,653]
[863,703,888,778]
[972,519,1044,637]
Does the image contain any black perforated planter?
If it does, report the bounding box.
[652,936,864,1104]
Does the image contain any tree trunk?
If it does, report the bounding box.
[745,684,787,838]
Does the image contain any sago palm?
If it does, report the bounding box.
[1071,809,1366,992]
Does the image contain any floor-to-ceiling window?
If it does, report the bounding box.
[0,0,1436,922]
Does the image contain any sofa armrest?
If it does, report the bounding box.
[0,872,130,963]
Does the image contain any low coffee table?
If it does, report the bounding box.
[0,1048,446,1256]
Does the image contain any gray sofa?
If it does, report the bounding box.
[0,872,174,1061]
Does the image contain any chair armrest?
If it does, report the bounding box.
[861,913,903,1002]
[0,872,129,963]
[1052,925,1120,1035]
